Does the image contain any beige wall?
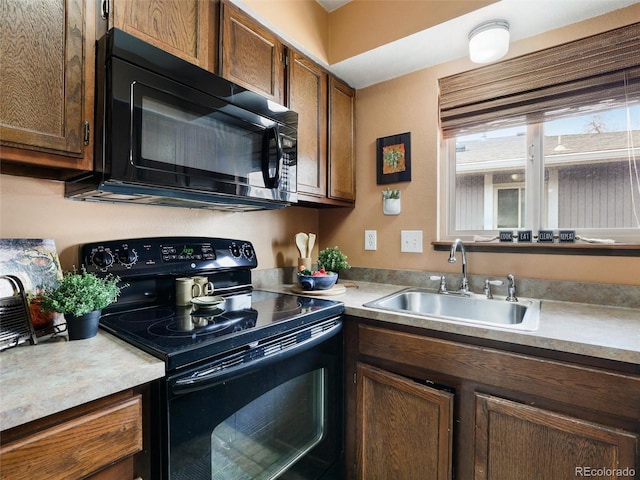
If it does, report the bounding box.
[319,5,640,286]
[0,175,319,271]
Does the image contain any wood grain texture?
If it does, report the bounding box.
[358,324,640,419]
[328,76,356,202]
[475,393,638,480]
[220,1,283,103]
[289,51,328,198]
[0,0,84,156]
[0,395,142,480]
[112,0,214,70]
[356,363,453,480]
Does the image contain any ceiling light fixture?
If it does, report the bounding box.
[468,20,510,64]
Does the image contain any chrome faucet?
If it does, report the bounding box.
[506,274,518,302]
[448,239,469,294]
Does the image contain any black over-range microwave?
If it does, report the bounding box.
[66,28,298,211]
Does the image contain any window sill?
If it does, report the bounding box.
[432,241,640,257]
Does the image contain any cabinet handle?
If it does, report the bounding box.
[100,0,109,20]
[83,121,90,146]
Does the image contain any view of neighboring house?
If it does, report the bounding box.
[455,127,640,231]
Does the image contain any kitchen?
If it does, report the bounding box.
[1,0,639,479]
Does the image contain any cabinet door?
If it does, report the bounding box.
[111,0,215,71]
[289,51,328,199]
[475,393,638,480]
[328,77,356,203]
[220,1,284,104]
[0,0,93,170]
[0,395,142,480]
[356,363,453,480]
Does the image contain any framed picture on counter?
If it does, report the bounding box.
[376,132,411,185]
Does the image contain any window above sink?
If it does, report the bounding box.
[438,23,640,248]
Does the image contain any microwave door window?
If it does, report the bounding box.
[136,87,270,191]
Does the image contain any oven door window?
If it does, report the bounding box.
[211,369,325,479]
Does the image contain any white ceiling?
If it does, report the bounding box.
[242,0,640,89]
[315,0,351,12]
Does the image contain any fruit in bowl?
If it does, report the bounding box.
[298,268,338,291]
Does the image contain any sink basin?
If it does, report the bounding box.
[364,288,540,331]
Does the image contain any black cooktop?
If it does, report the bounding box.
[99,289,344,370]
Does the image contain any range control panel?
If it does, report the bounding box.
[82,237,257,277]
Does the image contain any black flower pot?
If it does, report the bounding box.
[65,310,101,340]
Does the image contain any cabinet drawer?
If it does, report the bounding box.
[358,324,640,419]
[0,395,142,480]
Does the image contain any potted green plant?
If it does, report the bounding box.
[317,246,351,276]
[39,267,126,340]
[382,188,401,215]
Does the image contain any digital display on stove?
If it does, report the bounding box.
[161,243,216,262]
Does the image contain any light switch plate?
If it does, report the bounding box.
[364,230,377,250]
[401,230,423,253]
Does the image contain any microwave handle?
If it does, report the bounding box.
[262,126,282,188]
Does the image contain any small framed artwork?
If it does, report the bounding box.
[376,132,411,185]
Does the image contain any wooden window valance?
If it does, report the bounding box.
[438,22,640,138]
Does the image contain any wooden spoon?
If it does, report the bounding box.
[307,233,316,258]
[295,232,309,258]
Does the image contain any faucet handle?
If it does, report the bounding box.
[483,278,503,299]
[430,275,448,294]
[506,274,518,302]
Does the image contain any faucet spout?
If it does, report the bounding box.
[449,239,469,293]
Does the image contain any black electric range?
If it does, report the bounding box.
[81,237,344,371]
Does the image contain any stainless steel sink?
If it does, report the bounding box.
[364,288,540,331]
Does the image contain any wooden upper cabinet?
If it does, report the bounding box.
[328,77,356,203]
[289,52,328,199]
[110,0,216,71]
[0,0,94,172]
[356,363,453,480]
[220,1,284,104]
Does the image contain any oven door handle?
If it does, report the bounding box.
[171,320,342,395]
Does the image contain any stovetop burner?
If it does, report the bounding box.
[99,290,343,370]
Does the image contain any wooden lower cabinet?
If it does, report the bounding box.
[345,318,640,480]
[356,363,453,480]
[474,393,637,480]
[0,390,144,480]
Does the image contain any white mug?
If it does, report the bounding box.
[175,277,198,306]
[192,276,214,297]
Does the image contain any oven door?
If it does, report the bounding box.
[162,318,343,480]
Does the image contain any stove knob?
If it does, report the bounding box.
[242,244,254,259]
[92,250,114,269]
[229,243,242,258]
[118,248,138,267]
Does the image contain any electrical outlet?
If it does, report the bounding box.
[401,230,423,253]
[364,230,377,250]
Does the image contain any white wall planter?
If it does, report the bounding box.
[383,197,401,215]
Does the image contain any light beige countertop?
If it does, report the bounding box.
[270,281,640,365]
[0,330,165,432]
